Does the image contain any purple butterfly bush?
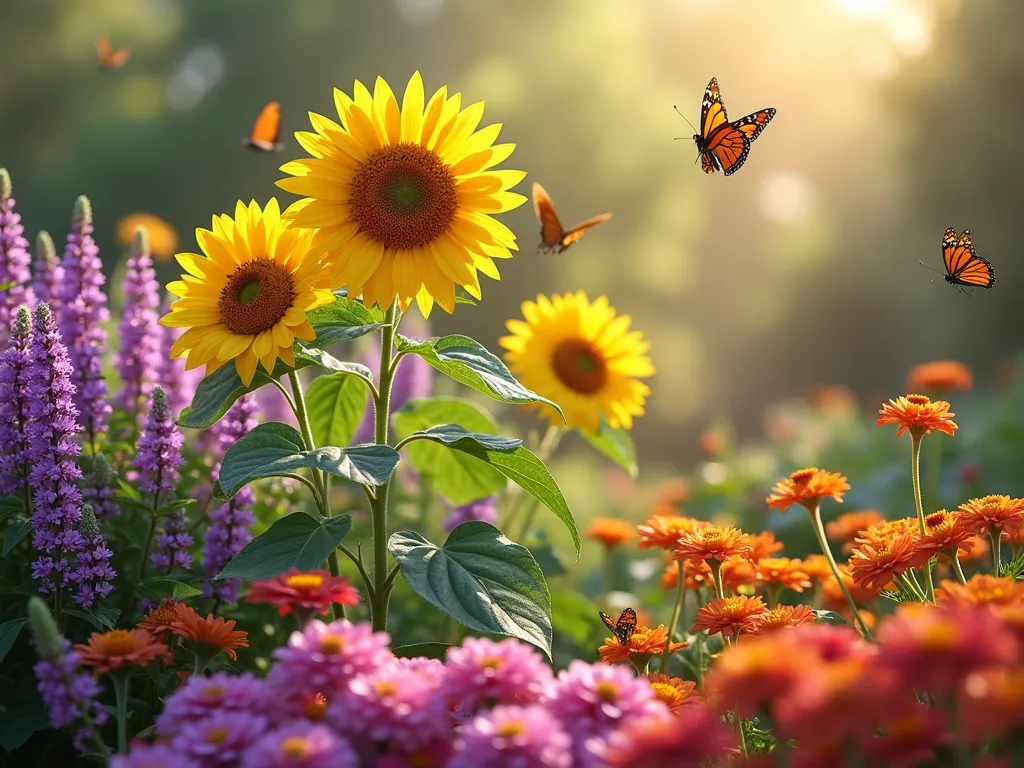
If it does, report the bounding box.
[0,305,33,501]
[56,196,111,453]
[116,226,162,422]
[70,504,115,606]
[82,452,119,521]
[0,169,34,343]
[202,394,258,601]
[31,230,62,310]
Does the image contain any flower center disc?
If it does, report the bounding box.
[350,142,458,250]
[552,339,608,395]
[99,629,135,655]
[219,259,296,336]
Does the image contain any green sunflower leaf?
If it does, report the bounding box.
[307,372,371,448]
[305,296,385,346]
[396,334,565,421]
[218,422,399,497]
[579,419,638,479]
[217,513,352,581]
[393,398,509,504]
[389,522,553,656]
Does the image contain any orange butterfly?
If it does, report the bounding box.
[532,183,612,253]
[941,228,995,291]
[95,36,131,71]
[599,607,637,645]
[244,101,284,152]
[688,78,775,176]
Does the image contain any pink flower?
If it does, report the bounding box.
[604,707,735,767]
[172,710,267,766]
[451,705,572,768]
[111,743,198,768]
[155,672,266,735]
[439,637,553,717]
[240,721,358,768]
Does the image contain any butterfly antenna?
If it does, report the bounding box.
[673,105,698,133]
[917,260,943,275]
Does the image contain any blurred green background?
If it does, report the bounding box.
[1,0,1012,474]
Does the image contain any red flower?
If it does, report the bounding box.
[245,568,360,616]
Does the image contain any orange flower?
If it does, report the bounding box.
[766,468,849,513]
[647,674,701,714]
[755,557,812,593]
[826,510,885,550]
[705,631,808,717]
[652,477,691,509]
[674,526,751,565]
[854,517,918,549]
[721,556,758,592]
[137,598,182,641]
[800,554,835,582]
[937,575,1024,607]
[691,596,767,638]
[245,568,360,616]
[822,564,882,608]
[747,530,785,561]
[906,361,973,394]
[848,532,917,591]
[958,495,1024,536]
[960,534,991,563]
[877,394,958,438]
[698,428,727,457]
[807,385,859,418]
[115,212,179,261]
[171,603,249,661]
[586,517,635,548]
[746,604,816,636]
[599,624,686,667]
[637,515,705,550]
[75,628,168,674]
[910,509,975,567]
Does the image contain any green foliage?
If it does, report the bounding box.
[580,419,638,479]
[392,642,453,660]
[307,372,371,448]
[218,422,399,497]
[1,517,31,557]
[1002,551,1024,580]
[0,618,27,663]
[218,513,352,581]
[389,521,553,655]
[812,609,852,625]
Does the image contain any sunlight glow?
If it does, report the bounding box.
[836,0,889,17]
[758,172,814,224]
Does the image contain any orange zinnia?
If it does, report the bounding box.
[937,575,1024,607]
[747,530,785,561]
[674,526,751,565]
[691,596,767,638]
[826,510,885,551]
[75,628,168,674]
[958,495,1024,536]
[647,674,701,714]
[848,533,917,591]
[721,555,758,592]
[170,603,249,661]
[876,394,958,438]
[766,468,850,513]
[800,554,835,583]
[821,564,882,608]
[756,557,812,593]
[586,517,635,548]
[906,361,973,394]
[637,515,705,550]
[746,604,816,636]
[910,510,975,567]
[137,598,182,641]
[854,517,918,549]
[652,477,691,509]
[598,624,687,668]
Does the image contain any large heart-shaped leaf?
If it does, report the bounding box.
[218,513,352,580]
[580,420,638,479]
[0,618,27,663]
[397,335,564,420]
[307,373,371,448]
[389,522,552,654]
[393,399,510,504]
[219,422,399,498]
[398,423,579,555]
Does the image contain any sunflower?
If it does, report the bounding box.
[160,199,334,386]
[277,72,524,316]
[500,291,654,432]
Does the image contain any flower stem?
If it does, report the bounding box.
[512,425,562,542]
[808,503,872,639]
[910,433,935,601]
[951,550,968,585]
[661,560,686,673]
[991,531,1003,576]
[710,560,726,601]
[369,301,400,632]
[737,713,748,758]
[110,669,132,753]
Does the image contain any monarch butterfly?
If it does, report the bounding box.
[532,183,612,253]
[95,35,131,71]
[599,607,638,646]
[687,78,776,176]
[244,101,284,152]
[940,228,995,290]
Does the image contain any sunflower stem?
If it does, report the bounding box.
[369,302,400,632]
[660,560,686,674]
[910,433,935,601]
[288,370,326,506]
[808,503,873,639]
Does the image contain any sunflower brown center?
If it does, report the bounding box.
[552,338,607,395]
[350,142,458,250]
[219,259,296,336]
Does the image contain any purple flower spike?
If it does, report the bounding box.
[70,504,115,607]
[116,227,162,421]
[157,297,203,420]
[151,508,192,572]
[32,230,62,309]
[134,386,184,498]
[0,305,34,500]
[202,394,258,601]
[26,303,85,597]
[82,452,119,521]
[0,169,35,342]
[57,196,111,452]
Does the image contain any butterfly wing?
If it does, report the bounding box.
[614,608,638,644]
[532,183,566,250]
[943,229,995,289]
[96,36,130,70]
[700,78,730,141]
[247,101,283,151]
[599,611,619,635]
[560,213,613,250]
[734,108,777,143]
[704,124,751,176]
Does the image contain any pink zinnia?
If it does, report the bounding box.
[155,672,266,735]
[172,710,267,765]
[451,704,572,768]
[604,707,735,767]
[111,743,198,768]
[240,721,358,768]
[439,637,553,717]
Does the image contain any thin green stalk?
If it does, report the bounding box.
[110,670,132,753]
[737,713,748,758]
[695,629,705,691]
[991,531,1003,576]
[896,572,927,602]
[512,425,562,542]
[910,433,935,601]
[808,503,873,639]
[710,560,726,601]
[326,550,344,621]
[927,423,943,510]
[951,551,969,585]
[660,560,685,673]
[369,302,400,632]
[136,482,163,588]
